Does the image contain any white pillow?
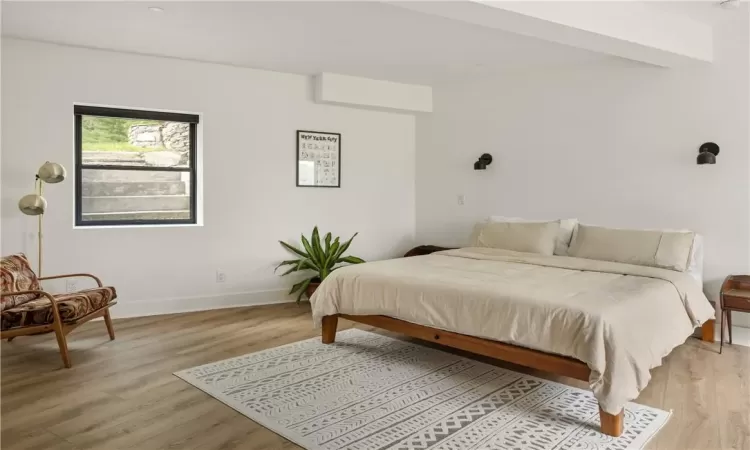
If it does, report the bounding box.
[568,224,695,272]
[471,221,560,256]
[489,216,578,256]
[687,234,703,285]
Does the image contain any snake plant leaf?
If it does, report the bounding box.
[297,258,319,272]
[324,238,341,271]
[312,234,327,268]
[289,279,308,295]
[329,238,340,259]
[300,234,316,263]
[275,259,301,271]
[336,256,365,264]
[279,240,308,258]
[280,265,301,276]
[324,232,332,253]
[316,248,328,269]
[311,227,323,260]
[334,232,359,260]
[296,278,313,303]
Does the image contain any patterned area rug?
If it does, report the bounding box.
[175,329,669,450]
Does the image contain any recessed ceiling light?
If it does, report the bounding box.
[148,6,164,12]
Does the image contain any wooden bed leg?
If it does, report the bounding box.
[701,319,715,343]
[599,408,623,437]
[322,315,338,344]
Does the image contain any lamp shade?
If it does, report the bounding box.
[697,142,719,165]
[697,152,716,165]
[38,162,66,183]
[18,194,47,216]
[473,153,493,170]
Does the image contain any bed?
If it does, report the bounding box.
[309,222,716,437]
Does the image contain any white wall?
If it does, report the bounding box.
[1,39,416,317]
[416,13,750,323]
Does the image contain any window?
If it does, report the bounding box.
[74,106,199,226]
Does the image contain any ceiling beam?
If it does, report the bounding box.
[389,1,713,67]
[315,73,433,113]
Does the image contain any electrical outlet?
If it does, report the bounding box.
[66,279,78,293]
[216,270,226,283]
[457,194,465,206]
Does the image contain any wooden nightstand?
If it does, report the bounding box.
[720,275,750,354]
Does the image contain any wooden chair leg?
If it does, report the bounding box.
[104,309,115,341]
[720,310,726,354]
[599,408,624,437]
[322,315,338,344]
[53,322,71,369]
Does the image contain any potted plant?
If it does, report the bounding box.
[276,226,365,303]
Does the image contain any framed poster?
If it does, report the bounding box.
[297,130,341,188]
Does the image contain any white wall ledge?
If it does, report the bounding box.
[314,73,432,113]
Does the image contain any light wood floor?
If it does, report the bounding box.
[2,303,748,450]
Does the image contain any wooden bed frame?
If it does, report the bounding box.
[321,313,716,438]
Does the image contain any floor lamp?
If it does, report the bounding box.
[17,162,66,277]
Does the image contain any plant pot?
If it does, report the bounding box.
[305,278,321,299]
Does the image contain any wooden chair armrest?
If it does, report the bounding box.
[38,273,103,287]
[2,290,65,325]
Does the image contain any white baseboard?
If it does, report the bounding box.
[110,288,295,319]
[717,325,750,348]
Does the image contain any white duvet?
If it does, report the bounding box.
[310,247,715,414]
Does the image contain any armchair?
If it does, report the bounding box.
[1,254,117,368]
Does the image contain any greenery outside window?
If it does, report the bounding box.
[74,106,199,226]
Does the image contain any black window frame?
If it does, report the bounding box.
[74,105,199,227]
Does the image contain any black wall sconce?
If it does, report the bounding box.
[697,142,719,165]
[474,153,493,170]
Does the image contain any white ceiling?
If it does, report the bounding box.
[1,1,632,85]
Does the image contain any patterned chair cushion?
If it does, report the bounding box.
[1,286,116,330]
[1,254,41,310]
